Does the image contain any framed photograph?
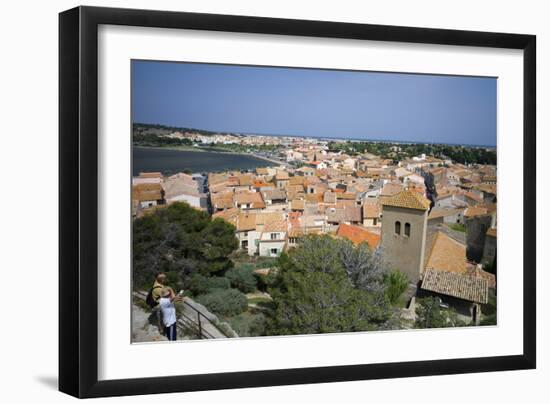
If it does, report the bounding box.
[59,6,536,398]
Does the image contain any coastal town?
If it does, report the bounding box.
[132,128,497,330]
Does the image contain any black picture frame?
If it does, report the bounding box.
[59,5,536,398]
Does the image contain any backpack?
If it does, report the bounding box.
[145,285,162,308]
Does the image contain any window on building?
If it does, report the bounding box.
[395,221,401,235]
[270,248,278,256]
[373,218,377,226]
[404,222,411,237]
[270,233,278,240]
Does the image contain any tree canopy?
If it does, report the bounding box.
[133,202,238,288]
[267,235,399,336]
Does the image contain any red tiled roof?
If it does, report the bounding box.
[336,224,380,249]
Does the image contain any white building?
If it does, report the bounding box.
[258,218,288,257]
[163,174,203,209]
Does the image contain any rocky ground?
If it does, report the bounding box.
[132,304,167,343]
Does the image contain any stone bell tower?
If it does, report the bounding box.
[380,190,430,284]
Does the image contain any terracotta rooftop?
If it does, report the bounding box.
[275,171,290,180]
[262,189,287,201]
[138,172,162,178]
[288,176,305,186]
[424,231,467,274]
[263,217,288,233]
[436,187,457,199]
[237,174,254,186]
[381,190,430,211]
[305,193,323,203]
[463,191,483,203]
[466,264,497,289]
[323,192,337,204]
[337,224,380,249]
[132,183,163,202]
[428,207,464,220]
[475,183,497,195]
[421,269,489,304]
[226,176,240,187]
[212,208,239,225]
[237,213,257,231]
[337,192,357,200]
[256,167,269,175]
[327,206,362,223]
[211,192,234,210]
[233,192,266,209]
[362,200,380,218]
[380,182,404,197]
[304,176,322,186]
[255,212,284,226]
[336,200,357,209]
[290,199,305,211]
[163,177,200,199]
[208,173,229,186]
[287,184,305,193]
[253,180,269,188]
[464,206,489,217]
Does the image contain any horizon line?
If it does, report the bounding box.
[133,122,497,149]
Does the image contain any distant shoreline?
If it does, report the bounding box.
[133,123,497,149]
[132,145,286,168]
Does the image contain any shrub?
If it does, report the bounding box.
[227,312,266,337]
[195,288,248,317]
[186,273,230,296]
[480,313,496,326]
[415,297,466,329]
[383,269,409,305]
[225,265,257,293]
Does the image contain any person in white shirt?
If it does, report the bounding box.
[159,287,183,341]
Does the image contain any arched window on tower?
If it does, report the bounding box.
[404,222,411,237]
[395,221,401,235]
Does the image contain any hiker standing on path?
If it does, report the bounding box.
[147,272,176,335]
[159,287,183,341]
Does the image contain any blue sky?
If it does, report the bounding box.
[132,60,497,147]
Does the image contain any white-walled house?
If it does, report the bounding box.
[235,213,261,256]
[132,183,164,209]
[258,218,288,257]
[163,175,202,209]
[362,200,381,227]
[404,173,425,186]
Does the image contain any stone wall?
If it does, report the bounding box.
[465,215,492,262]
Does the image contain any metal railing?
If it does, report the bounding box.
[133,291,229,339]
[178,300,221,339]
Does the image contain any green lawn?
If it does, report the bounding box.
[449,223,466,232]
